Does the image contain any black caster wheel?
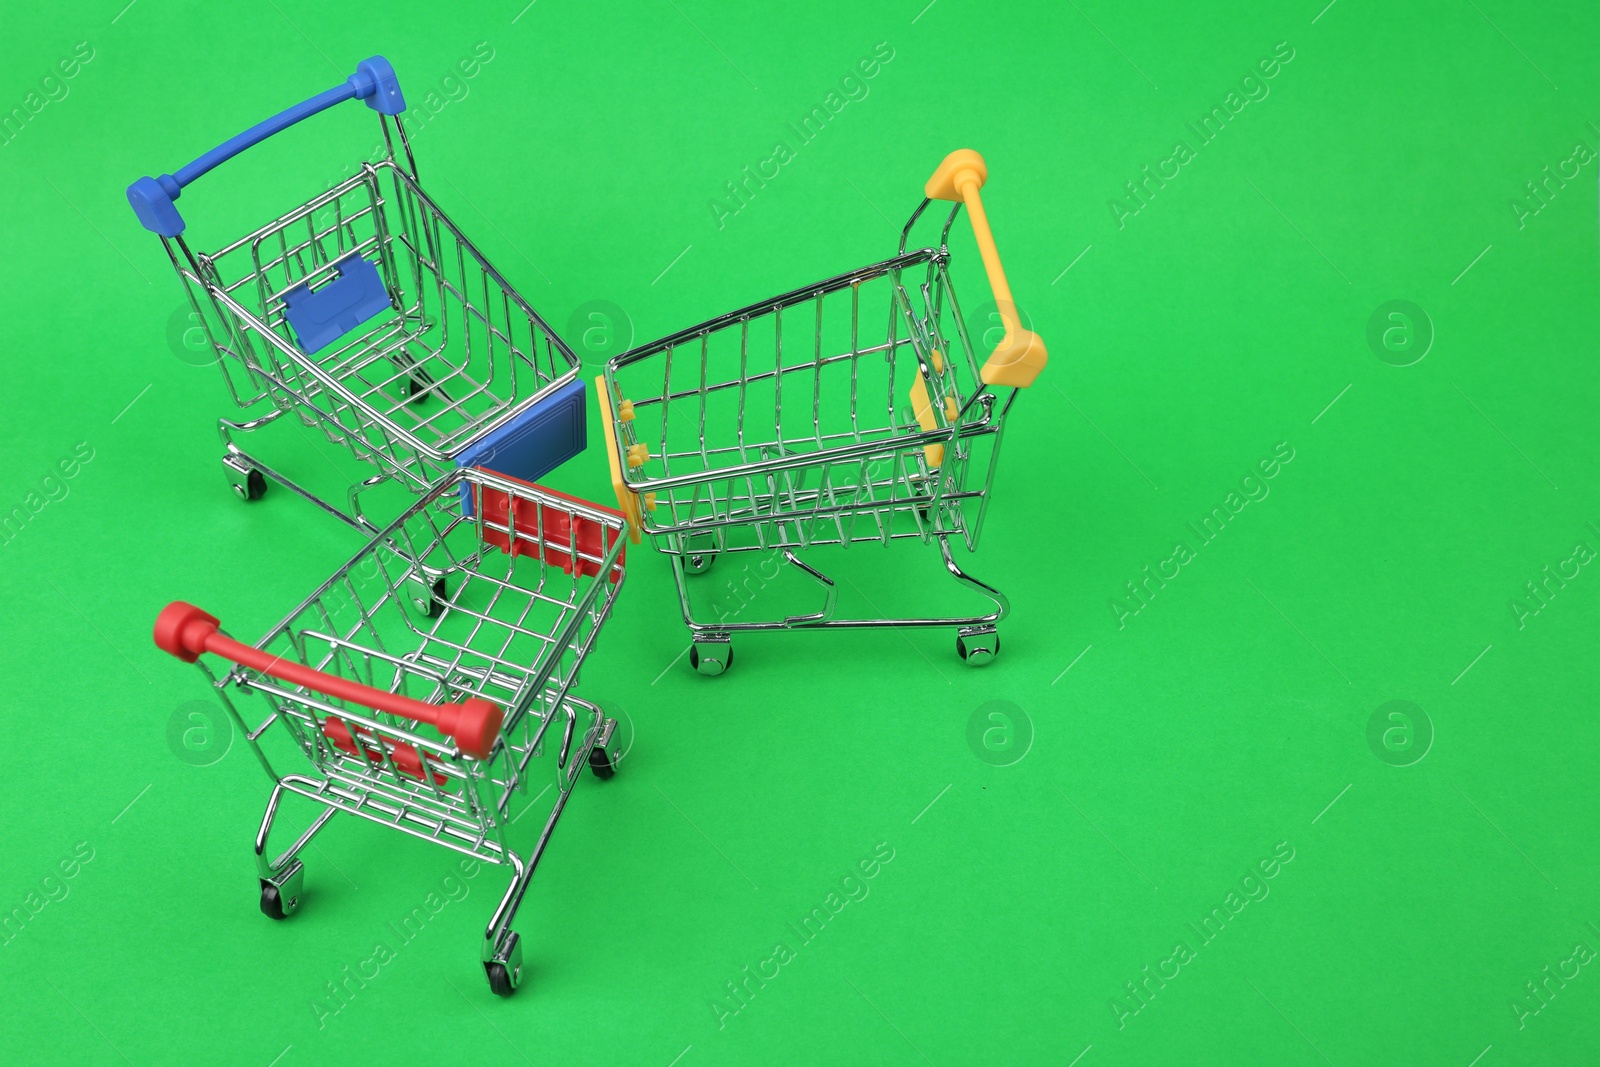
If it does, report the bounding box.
[681,533,718,576]
[485,931,523,997]
[956,630,1000,667]
[689,640,734,677]
[260,883,288,920]
[486,962,518,998]
[588,743,617,780]
[411,576,449,618]
[231,468,267,502]
[405,372,433,402]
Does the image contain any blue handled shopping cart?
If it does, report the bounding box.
[129,57,585,530]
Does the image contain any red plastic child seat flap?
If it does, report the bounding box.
[475,473,625,583]
[323,716,447,785]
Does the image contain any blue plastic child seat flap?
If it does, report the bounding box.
[282,255,391,354]
[457,378,588,515]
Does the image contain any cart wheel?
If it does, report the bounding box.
[956,629,1000,667]
[682,533,718,576]
[688,638,734,677]
[229,468,267,502]
[486,961,519,997]
[411,576,448,617]
[258,864,304,919]
[588,744,616,780]
[260,883,291,920]
[485,932,523,997]
[405,372,433,402]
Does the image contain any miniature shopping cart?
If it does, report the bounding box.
[154,468,627,996]
[596,150,1046,675]
[128,57,585,530]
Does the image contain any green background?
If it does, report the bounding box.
[3,0,1598,1063]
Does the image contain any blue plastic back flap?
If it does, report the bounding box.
[282,254,391,354]
[457,378,588,515]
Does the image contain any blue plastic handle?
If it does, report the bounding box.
[128,56,406,237]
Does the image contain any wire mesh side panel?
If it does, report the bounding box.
[891,247,1006,554]
[166,245,282,414]
[611,252,1001,553]
[176,159,575,489]
[237,472,625,854]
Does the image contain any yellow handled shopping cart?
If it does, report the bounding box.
[595,150,1046,675]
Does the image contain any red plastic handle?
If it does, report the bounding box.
[154,601,502,760]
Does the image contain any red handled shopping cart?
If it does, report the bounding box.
[155,467,627,996]
[129,57,586,530]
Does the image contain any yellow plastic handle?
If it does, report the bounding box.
[924,149,1047,388]
[595,377,643,544]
